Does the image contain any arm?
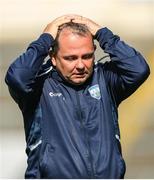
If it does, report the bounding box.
[5,33,53,94]
[5,15,73,96]
[73,16,150,105]
[95,28,150,105]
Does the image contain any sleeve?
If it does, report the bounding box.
[5,33,54,96]
[95,27,150,106]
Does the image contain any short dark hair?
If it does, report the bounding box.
[49,22,93,56]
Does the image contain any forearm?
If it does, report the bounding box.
[5,14,76,95]
[5,33,54,93]
[95,27,143,60]
[95,27,150,104]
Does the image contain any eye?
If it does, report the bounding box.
[63,55,78,61]
[82,53,94,60]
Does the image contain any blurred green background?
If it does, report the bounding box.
[0,0,154,178]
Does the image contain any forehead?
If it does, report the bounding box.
[57,29,94,54]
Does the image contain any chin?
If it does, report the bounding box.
[71,78,88,86]
[74,82,85,86]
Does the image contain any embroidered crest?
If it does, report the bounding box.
[88,84,101,100]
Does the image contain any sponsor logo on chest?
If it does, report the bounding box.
[49,92,62,97]
[88,84,101,100]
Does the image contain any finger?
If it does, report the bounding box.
[72,19,87,26]
[53,15,72,24]
[54,18,72,27]
[65,14,83,18]
[56,14,80,21]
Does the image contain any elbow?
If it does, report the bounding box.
[5,66,33,94]
[5,67,14,87]
[139,61,150,82]
[123,59,150,89]
[134,53,150,83]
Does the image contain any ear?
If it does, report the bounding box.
[49,51,57,67]
[51,56,57,67]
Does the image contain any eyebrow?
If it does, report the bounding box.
[81,52,94,59]
[62,52,95,60]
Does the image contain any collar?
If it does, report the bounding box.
[50,68,93,90]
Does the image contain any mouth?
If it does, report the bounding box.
[73,73,87,78]
[65,72,91,85]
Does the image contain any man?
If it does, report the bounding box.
[5,15,150,178]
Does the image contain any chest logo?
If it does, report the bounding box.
[49,92,62,97]
[88,84,101,100]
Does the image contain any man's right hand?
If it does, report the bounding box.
[43,15,74,39]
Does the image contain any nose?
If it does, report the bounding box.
[76,59,85,71]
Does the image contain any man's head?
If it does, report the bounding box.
[50,22,96,85]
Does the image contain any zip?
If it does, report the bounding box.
[75,90,95,178]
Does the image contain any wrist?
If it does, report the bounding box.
[94,27,114,49]
[38,33,55,51]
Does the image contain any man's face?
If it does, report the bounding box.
[52,29,95,85]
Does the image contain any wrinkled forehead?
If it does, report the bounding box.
[56,30,95,56]
[58,29,94,47]
[57,27,94,45]
[51,23,94,56]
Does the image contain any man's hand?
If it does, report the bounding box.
[43,14,101,39]
[43,15,73,39]
[71,15,101,36]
